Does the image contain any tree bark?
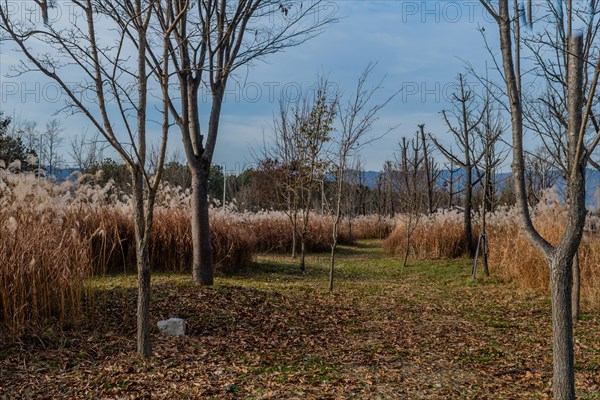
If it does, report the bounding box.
[419,124,433,214]
[189,81,224,286]
[291,224,297,259]
[328,242,336,292]
[300,238,306,272]
[547,32,586,400]
[464,165,473,257]
[572,252,580,321]
[132,169,151,359]
[191,167,214,286]
[550,255,575,400]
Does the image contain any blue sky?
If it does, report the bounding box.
[0,1,503,173]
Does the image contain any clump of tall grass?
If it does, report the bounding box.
[487,193,600,309]
[383,210,478,259]
[349,214,395,240]
[0,208,92,333]
[0,170,95,333]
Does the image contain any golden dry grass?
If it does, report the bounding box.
[383,201,600,310]
[383,211,478,260]
[0,171,388,332]
[488,203,600,309]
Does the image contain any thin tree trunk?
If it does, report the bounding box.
[402,228,410,268]
[482,175,490,276]
[482,235,490,276]
[189,83,223,286]
[330,170,344,292]
[291,224,297,259]
[300,238,306,272]
[448,162,455,208]
[328,240,336,292]
[419,124,433,213]
[132,170,151,359]
[464,165,473,257]
[550,256,576,400]
[348,218,353,244]
[491,3,585,399]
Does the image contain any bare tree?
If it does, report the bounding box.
[327,64,395,291]
[1,0,173,358]
[342,158,362,241]
[396,134,425,267]
[69,131,103,172]
[272,81,336,271]
[479,1,600,397]
[432,73,487,257]
[418,124,440,214]
[442,155,462,209]
[525,147,560,205]
[146,0,335,285]
[382,160,397,216]
[473,85,507,278]
[41,119,64,177]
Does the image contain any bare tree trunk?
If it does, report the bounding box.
[550,254,575,400]
[548,32,586,400]
[328,238,337,292]
[329,163,344,292]
[483,239,490,276]
[132,169,151,359]
[464,165,473,257]
[191,168,213,286]
[572,252,580,321]
[300,238,306,272]
[482,170,490,276]
[419,124,433,214]
[291,224,297,259]
[289,196,298,259]
[402,226,410,268]
[347,217,353,244]
[448,163,455,208]
[190,82,224,286]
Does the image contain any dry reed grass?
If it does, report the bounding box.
[383,210,478,259]
[487,198,600,309]
[0,207,92,333]
[0,171,388,332]
[384,191,600,310]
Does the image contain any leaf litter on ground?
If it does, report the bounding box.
[1,239,598,399]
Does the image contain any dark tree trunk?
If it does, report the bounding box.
[132,169,151,359]
[189,83,224,286]
[402,228,410,267]
[291,225,297,259]
[328,241,336,292]
[550,254,575,400]
[191,167,213,286]
[300,238,306,272]
[419,124,433,214]
[464,165,473,257]
[546,33,586,400]
[572,252,580,321]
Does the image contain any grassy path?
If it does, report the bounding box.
[1,240,599,399]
